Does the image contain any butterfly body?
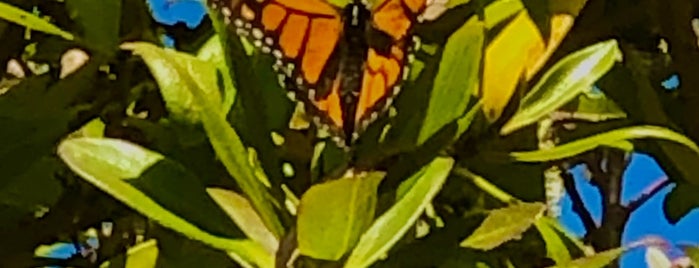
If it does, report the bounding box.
[210,0,425,146]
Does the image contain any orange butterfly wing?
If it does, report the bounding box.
[209,0,346,130]
[353,0,426,131]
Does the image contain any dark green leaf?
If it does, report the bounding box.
[66,0,120,51]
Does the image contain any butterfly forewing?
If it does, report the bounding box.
[209,0,426,147]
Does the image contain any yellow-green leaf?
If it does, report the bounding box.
[298,172,384,260]
[500,40,622,135]
[461,202,546,250]
[345,157,454,267]
[0,2,73,40]
[510,125,699,162]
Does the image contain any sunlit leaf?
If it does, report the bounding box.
[122,42,283,239]
[483,0,524,29]
[510,125,699,162]
[208,188,278,254]
[534,218,571,265]
[549,248,623,268]
[0,2,73,40]
[345,157,454,267]
[481,11,544,121]
[197,36,236,115]
[500,40,622,135]
[122,42,221,125]
[297,172,384,260]
[461,202,546,250]
[99,239,159,268]
[58,138,274,268]
[418,17,483,145]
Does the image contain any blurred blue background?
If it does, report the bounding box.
[147,1,699,267]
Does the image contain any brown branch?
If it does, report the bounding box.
[626,177,672,213]
[561,169,598,233]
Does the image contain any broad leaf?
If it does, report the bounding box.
[345,157,454,267]
[418,16,483,145]
[123,42,284,238]
[66,0,120,51]
[0,2,73,40]
[208,188,278,254]
[460,202,546,250]
[123,42,221,125]
[58,138,273,268]
[501,40,622,135]
[481,11,544,121]
[297,172,384,260]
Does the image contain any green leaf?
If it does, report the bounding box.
[510,125,699,162]
[100,239,159,268]
[65,0,120,51]
[460,202,546,250]
[122,42,284,239]
[534,218,571,265]
[58,138,273,268]
[645,247,672,268]
[549,248,624,268]
[122,42,221,125]
[297,172,384,260]
[345,157,454,268]
[483,0,524,29]
[207,188,278,254]
[501,39,622,135]
[681,244,699,266]
[418,17,483,145]
[0,2,73,40]
[197,36,236,115]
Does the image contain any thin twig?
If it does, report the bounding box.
[626,177,672,213]
[452,167,518,204]
[561,170,598,233]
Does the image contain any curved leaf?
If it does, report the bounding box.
[510,125,699,162]
[481,11,544,121]
[344,157,454,267]
[297,172,384,260]
[208,188,279,254]
[418,17,483,145]
[122,42,283,238]
[460,202,546,250]
[58,138,273,268]
[0,2,73,40]
[534,218,571,265]
[501,40,622,135]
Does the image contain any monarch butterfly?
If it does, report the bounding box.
[208,0,426,147]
